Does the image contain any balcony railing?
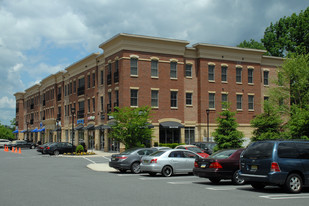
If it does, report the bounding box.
[77,87,85,96]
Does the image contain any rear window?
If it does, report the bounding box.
[243,142,274,159]
[209,149,236,159]
[120,148,138,155]
[149,151,165,157]
[187,147,202,153]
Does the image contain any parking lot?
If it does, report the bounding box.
[1,149,309,206]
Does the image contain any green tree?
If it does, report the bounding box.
[212,106,244,151]
[262,7,309,57]
[108,106,153,149]
[286,105,309,140]
[237,39,266,51]
[250,101,283,141]
[0,124,14,140]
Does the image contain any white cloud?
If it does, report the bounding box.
[0,96,15,109]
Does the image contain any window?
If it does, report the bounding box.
[264,70,269,85]
[208,65,215,81]
[73,81,76,93]
[92,73,95,87]
[130,89,138,106]
[115,90,119,107]
[87,74,91,88]
[151,60,158,77]
[248,95,254,110]
[88,99,90,113]
[170,91,178,108]
[278,142,298,158]
[100,70,104,85]
[185,64,192,77]
[100,96,104,111]
[151,90,159,107]
[170,61,177,78]
[92,98,95,112]
[114,60,119,83]
[237,94,242,110]
[209,93,215,109]
[236,67,242,83]
[248,69,253,84]
[107,63,112,85]
[186,93,192,106]
[221,66,227,82]
[264,96,269,101]
[221,93,228,109]
[130,58,138,76]
[185,127,195,144]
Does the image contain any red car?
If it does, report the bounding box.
[175,145,209,158]
[193,148,245,185]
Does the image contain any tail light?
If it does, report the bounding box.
[270,162,281,172]
[150,159,157,163]
[46,147,50,150]
[194,161,199,168]
[116,156,128,160]
[209,162,223,169]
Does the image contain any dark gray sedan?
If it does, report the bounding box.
[109,148,156,174]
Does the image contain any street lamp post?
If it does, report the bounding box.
[71,107,76,155]
[206,109,210,142]
[56,119,59,142]
[26,121,29,141]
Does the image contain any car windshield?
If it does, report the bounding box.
[242,142,274,159]
[120,148,139,155]
[209,149,237,159]
[206,143,216,150]
[149,151,166,157]
[187,147,202,153]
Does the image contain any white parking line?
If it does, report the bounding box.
[139,176,198,180]
[83,157,96,164]
[168,181,200,185]
[102,156,110,160]
[260,194,309,200]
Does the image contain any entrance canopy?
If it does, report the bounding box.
[85,124,95,130]
[75,125,84,130]
[160,121,184,129]
[12,130,18,133]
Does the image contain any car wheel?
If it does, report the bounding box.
[209,178,221,184]
[284,173,302,193]
[119,169,127,173]
[149,172,157,176]
[251,183,265,190]
[161,166,173,177]
[232,170,245,185]
[131,162,141,174]
[53,150,60,156]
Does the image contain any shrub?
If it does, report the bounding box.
[76,145,84,153]
[159,143,185,148]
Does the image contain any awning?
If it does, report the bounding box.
[84,124,95,130]
[12,130,18,133]
[94,125,111,130]
[38,128,45,132]
[75,125,84,131]
[31,128,39,132]
[160,121,184,129]
[21,130,26,133]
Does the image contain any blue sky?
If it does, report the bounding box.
[0,0,308,126]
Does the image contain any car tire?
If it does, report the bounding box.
[284,173,303,193]
[53,150,60,156]
[131,162,141,174]
[232,170,245,185]
[161,166,173,177]
[209,178,221,184]
[251,183,265,190]
[119,169,127,173]
[149,172,157,176]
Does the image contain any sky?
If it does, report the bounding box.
[0,0,308,126]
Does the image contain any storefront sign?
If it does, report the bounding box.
[88,116,95,121]
[77,119,84,125]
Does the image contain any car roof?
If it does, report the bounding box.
[176,145,197,147]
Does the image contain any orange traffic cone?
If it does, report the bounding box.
[15,147,18,153]
[12,147,15,152]
[4,146,7,152]
[18,147,21,154]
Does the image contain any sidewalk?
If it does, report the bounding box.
[85,150,118,172]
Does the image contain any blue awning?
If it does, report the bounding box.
[38,128,45,132]
[12,130,18,133]
[31,128,39,132]
[21,130,26,133]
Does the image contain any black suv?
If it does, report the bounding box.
[239,140,309,193]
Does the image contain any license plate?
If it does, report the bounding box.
[112,158,116,161]
[143,160,149,163]
[251,165,258,170]
[201,164,207,168]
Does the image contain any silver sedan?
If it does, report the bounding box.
[140,149,202,177]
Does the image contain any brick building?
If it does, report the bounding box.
[14,33,283,152]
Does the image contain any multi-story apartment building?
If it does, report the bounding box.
[14,33,283,152]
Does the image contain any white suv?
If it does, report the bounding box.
[0,139,11,148]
